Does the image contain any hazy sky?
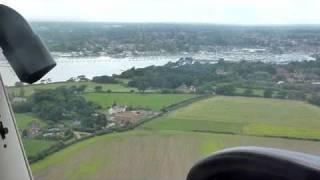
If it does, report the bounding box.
[1,0,320,24]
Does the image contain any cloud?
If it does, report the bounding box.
[0,0,319,24]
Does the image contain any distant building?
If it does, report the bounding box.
[242,48,266,53]
[12,97,27,103]
[215,69,227,75]
[111,110,149,126]
[276,68,293,82]
[113,112,139,125]
[48,128,60,133]
[106,122,116,128]
[43,133,55,138]
[177,57,195,66]
[292,72,305,81]
[312,82,320,86]
[176,84,196,93]
[43,128,64,139]
[108,105,127,115]
[26,121,41,138]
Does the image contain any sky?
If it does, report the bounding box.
[1,0,320,24]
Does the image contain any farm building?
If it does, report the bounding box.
[176,84,196,93]
[109,110,157,127]
[108,105,127,115]
[26,121,41,138]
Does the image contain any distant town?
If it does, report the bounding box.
[32,23,320,61]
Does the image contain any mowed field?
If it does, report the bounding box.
[144,96,320,140]
[31,96,320,180]
[32,130,320,180]
[83,93,197,111]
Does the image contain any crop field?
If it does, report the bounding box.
[83,93,197,111]
[144,96,320,139]
[30,96,320,180]
[8,81,137,96]
[22,139,57,157]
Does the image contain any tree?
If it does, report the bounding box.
[77,85,87,93]
[12,101,32,113]
[215,85,236,96]
[243,88,254,97]
[77,75,89,82]
[94,86,103,92]
[67,77,76,82]
[197,84,213,94]
[19,87,25,97]
[136,81,147,93]
[288,91,305,100]
[275,91,287,99]
[249,71,272,81]
[263,89,273,98]
[22,129,28,138]
[308,95,320,106]
[31,87,97,123]
[92,76,118,84]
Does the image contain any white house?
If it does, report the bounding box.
[108,105,127,115]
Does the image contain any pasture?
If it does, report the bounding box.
[83,93,197,111]
[31,130,320,180]
[143,96,320,139]
[23,139,57,157]
[15,113,47,130]
[8,81,137,96]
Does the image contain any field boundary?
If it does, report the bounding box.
[191,130,320,142]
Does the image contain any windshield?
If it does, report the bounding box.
[1,1,320,180]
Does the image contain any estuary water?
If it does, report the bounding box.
[0,55,180,86]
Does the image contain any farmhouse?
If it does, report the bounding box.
[26,121,41,138]
[176,84,196,93]
[108,105,127,115]
[109,109,157,127]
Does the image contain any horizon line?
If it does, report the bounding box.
[28,20,320,26]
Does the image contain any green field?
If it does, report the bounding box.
[31,130,320,180]
[30,96,320,180]
[22,139,57,157]
[83,93,197,111]
[143,96,320,139]
[15,113,47,130]
[8,81,137,96]
[235,87,265,96]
